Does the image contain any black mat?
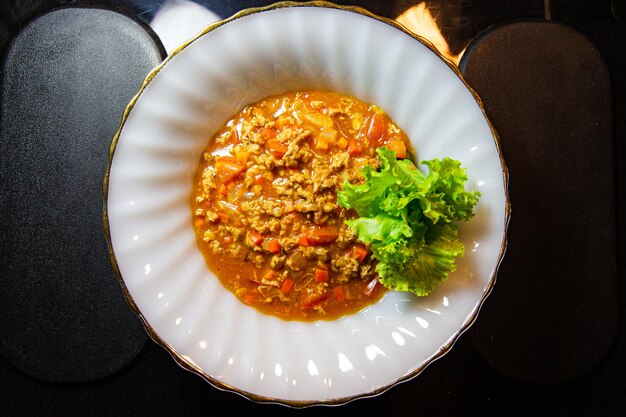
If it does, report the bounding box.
[0,6,166,382]
[459,20,619,383]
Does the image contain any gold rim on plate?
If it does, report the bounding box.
[102,0,510,407]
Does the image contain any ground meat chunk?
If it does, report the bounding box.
[331,255,360,278]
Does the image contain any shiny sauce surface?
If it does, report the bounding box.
[191,90,413,321]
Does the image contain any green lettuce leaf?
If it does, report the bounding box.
[337,147,480,297]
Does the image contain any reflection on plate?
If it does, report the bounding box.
[104,1,509,407]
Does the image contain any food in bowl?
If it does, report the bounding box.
[191,89,480,321]
[191,90,409,320]
[105,2,508,404]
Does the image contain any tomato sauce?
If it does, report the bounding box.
[191,91,413,321]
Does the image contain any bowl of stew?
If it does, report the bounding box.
[104,1,509,406]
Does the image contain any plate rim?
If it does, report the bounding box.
[102,0,511,408]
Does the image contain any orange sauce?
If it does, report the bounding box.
[191,91,413,321]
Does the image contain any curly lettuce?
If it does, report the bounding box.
[337,147,480,296]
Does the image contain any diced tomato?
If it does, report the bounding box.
[301,292,329,309]
[194,218,204,227]
[386,140,407,159]
[337,136,349,150]
[249,230,264,246]
[267,238,281,254]
[313,136,329,151]
[366,114,386,146]
[223,235,233,245]
[259,127,277,139]
[298,234,310,246]
[267,139,288,159]
[314,128,336,152]
[333,286,346,302]
[215,156,245,182]
[347,139,361,156]
[351,245,369,262]
[314,267,329,283]
[306,226,339,245]
[263,270,275,280]
[217,212,229,223]
[281,278,294,294]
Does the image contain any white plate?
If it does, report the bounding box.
[104,1,509,406]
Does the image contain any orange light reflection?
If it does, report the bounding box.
[396,3,462,65]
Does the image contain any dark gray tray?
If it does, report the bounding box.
[459,20,619,383]
[0,6,165,382]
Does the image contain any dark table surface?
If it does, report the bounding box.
[1,0,624,415]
